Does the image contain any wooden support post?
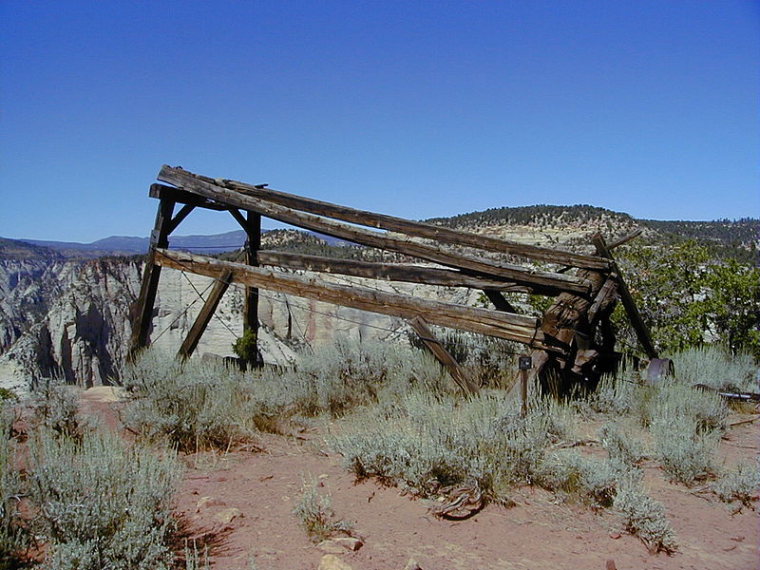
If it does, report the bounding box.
[177,270,233,360]
[408,316,478,395]
[243,211,262,365]
[129,197,175,358]
[592,233,658,360]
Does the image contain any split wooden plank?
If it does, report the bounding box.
[156,167,592,295]
[256,250,529,292]
[153,249,557,351]
[408,316,479,395]
[177,270,233,360]
[592,233,658,359]
[170,166,609,270]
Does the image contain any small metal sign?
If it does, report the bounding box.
[518,356,532,370]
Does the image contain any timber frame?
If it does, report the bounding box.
[130,165,659,396]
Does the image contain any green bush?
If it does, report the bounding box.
[29,429,181,570]
[232,329,258,363]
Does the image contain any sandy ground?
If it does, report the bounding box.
[79,387,759,570]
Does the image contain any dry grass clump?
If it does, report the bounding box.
[293,475,353,543]
[0,404,25,570]
[711,460,760,511]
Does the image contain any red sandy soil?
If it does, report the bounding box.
[79,387,759,570]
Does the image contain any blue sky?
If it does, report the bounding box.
[1,1,758,242]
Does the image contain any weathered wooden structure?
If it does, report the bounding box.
[130,165,659,395]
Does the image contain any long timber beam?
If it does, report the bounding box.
[256,250,530,293]
[161,166,609,270]
[156,167,593,296]
[153,249,560,352]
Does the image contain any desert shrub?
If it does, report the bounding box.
[711,460,760,510]
[409,328,519,388]
[294,339,449,416]
[28,429,181,570]
[0,405,25,569]
[672,345,758,392]
[586,374,636,416]
[650,414,719,485]
[536,452,617,507]
[293,475,352,543]
[614,478,677,554]
[599,422,645,467]
[331,392,575,502]
[122,351,261,452]
[31,379,88,441]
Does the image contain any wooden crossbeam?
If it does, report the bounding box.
[177,269,233,359]
[482,290,519,313]
[149,184,227,211]
[408,316,479,395]
[256,250,530,292]
[592,233,658,359]
[153,249,557,351]
[156,167,593,296]
[174,167,609,270]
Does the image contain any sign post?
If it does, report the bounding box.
[518,355,532,417]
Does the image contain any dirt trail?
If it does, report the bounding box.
[80,388,760,570]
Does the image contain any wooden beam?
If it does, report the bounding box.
[149,183,227,211]
[129,197,175,357]
[153,249,557,351]
[408,316,478,395]
[177,270,233,360]
[243,211,262,365]
[167,204,195,235]
[482,290,519,313]
[608,229,643,250]
[174,167,609,270]
[228,208,248,231]
[156,167,592,295]
[592,233,658,359]
[256,250,530,292]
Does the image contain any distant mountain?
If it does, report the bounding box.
[0,238,63,261]
[7,204,758,262]
[19,229,349,259]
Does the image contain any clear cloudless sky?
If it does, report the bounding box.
[1,1,758,242]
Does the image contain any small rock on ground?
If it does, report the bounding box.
[318,554,353,570]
